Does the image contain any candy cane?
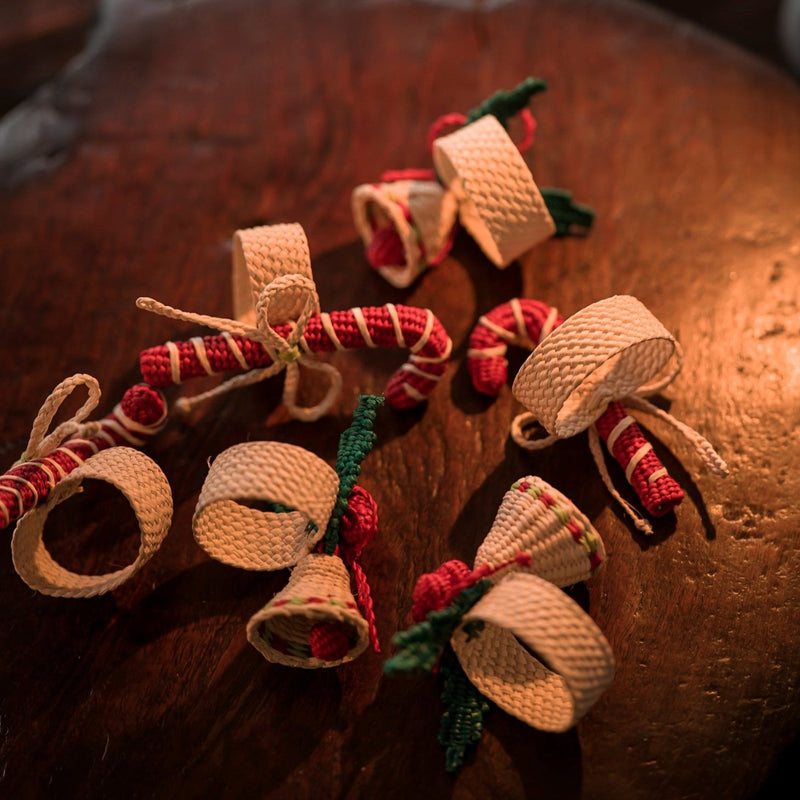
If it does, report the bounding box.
[139,304,452,410]
[0,382,168,530]
[467,298,684,518]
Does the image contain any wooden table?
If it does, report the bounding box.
[1,1,799,797]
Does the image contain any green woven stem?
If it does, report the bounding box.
[465,76,548,128]
[322,394,384,554]
[383,580,491,674]
[541,187,596,235]
[438,645,491,773]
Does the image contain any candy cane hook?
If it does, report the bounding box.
[467,298,685,523]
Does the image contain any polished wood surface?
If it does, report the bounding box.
[2,1,800,797]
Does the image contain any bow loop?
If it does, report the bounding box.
[19,374,101,464]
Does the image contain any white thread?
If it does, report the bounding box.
[43,457,67,479]
[400,363,442,381]
[166,341,182,385]
[100,418,145,447]
[510,298,528,340]
[222,330,249,370]
[112,402,166,436]
[4,475,38,507]
[540,306,559,340]
[467,345,508,358]
[409,309,435,354]
[2,483,25,515]
[63,438,100,455]
[191,336,214,376]
[605,415,636,453]
[411,336,453,364]
[648,467,668,483]
[478,315,517,343]
[319,312,345,351]
[93,429,116,447]
[403,382,426,402]
[53,447,85,468]
[625,443,653,484]
[38,461,57,487]
[350,307,376,348]
[0,501,9,527]
[385,304,406,348]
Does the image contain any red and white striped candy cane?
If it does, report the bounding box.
[140,304,452,411]
[0,378,168,530]
[467,298,684,518]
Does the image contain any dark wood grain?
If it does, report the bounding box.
[1,1,799,798]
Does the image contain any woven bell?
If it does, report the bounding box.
[246,553,369,669]
[475,476,605,586]
[432,114,556,267]
[352,179,458,288]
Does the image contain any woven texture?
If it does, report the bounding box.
[432,114,555,267]
[1,378,167,530]
[11,447,172,598]
[232,223,317,325]
[512,295,682,437]
[247,553,369,668]
[475,477,605,585]
[351,179,458,288]
[139,304,452,411]
[451,572,615,731]
[193,441,339,570]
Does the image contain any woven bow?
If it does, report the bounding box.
[138,272,342,421]
[384,476,614,772]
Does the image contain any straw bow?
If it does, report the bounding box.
[137,273,342,421]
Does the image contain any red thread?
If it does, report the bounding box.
[467,299,684,517]
[0,384,167,529]
[339,485,381,652]
[366,226,407,270]
[426,112,468,154]
[139,305,451,411]
[380,168,437,183]
[309,623,352,661]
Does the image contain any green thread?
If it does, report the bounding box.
[541,188,596,235]
[437,645,491,773]
[322,395,384,555]
[465,76,548,128]
[383,580,491,674]
[276,345,302,364]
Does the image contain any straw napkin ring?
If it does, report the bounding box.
[1,374,171,597]
[352,77,595,287]
[508,295,728,534]
[138,223,452,418]
[192,395,384,668]
[384,476,613,772]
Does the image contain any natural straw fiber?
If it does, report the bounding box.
[512,295,682,438]
[451,572,615,731]
[232,223,318,326]
[11,447,172,598]
[193,441,339,570]
[432,115,555,267]
[475,477,604,586]
[247,553,369,668]
[351,179,458,288]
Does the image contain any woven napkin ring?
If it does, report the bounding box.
[137,224,452,419]
[192,395,384,669]
[352,77,595,286]
[468,297,685,524]
[384,476,614,773]
[0,374,171,597]
[509,295,729,534]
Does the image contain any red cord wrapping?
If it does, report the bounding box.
[139,305,451,410]
[467,299,684,517]
[0,384,168,529]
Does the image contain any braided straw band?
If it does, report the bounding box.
[11,447,172,598]
[451,572,614,732]
[247,553,369,668]
[193,442,339,571]
[351,180,459,288]
[512,295,683,438]
[432,114,556,267]
[232,223,318,326]
[475,477,604,586]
